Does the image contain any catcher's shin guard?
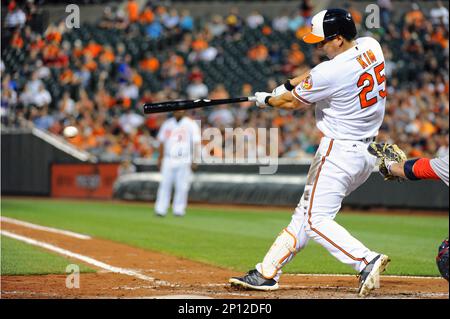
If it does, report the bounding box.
[260,228,297,279]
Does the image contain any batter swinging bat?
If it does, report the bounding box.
[143,96,257,114]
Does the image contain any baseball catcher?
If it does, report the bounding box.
[370,142,449,281]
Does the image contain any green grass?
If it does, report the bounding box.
[1,235,95,275]
[1,198,448,276]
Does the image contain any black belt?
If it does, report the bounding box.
[359,137,376,143]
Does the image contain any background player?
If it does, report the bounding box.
[154,110,201,217]
[230,8,390,296]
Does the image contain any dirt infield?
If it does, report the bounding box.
[1,220,448,299]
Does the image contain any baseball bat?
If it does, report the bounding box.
[143,96,257,114]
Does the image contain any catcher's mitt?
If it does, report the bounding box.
[367,142,407,181]
[436,238,449,282]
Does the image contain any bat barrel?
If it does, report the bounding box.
[143,97,255,114]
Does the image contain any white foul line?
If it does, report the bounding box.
[1,216,91,240]
[1,230,159,283]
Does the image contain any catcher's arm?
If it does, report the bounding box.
[393,158,441,181]
[368,142,442,182]
[385,161,407,179]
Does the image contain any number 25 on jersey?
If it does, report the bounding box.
[357,62,386,109]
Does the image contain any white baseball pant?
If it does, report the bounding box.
[154,158,193,216]
[256,136,380,281]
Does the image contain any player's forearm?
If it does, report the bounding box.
[387,162,407,179]
[388,158,440,181]
[272,72,310,97]
[268,91,305,110]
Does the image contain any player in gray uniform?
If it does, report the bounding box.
[384,153,449,186]
[382,151,449,283]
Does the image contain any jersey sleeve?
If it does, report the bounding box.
[291,67,332,105]
[430,155,449,186]
[410,158,440,180]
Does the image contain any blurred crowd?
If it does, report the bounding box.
[1,0,448,161]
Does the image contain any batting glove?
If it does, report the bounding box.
[255,92,272,108]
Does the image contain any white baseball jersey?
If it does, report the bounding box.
[292,37,386,140]
[157,117,201,164]
[431,154,449,186]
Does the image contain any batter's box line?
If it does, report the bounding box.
[1,216,92,240]
[0,230,175,287]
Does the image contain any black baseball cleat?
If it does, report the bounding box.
[358,254,390,297]
[229,269,279,291]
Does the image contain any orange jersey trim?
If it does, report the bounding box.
[292,89,313,105]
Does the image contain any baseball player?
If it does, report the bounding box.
[384,154,449,186]
[230,8,390,296]
[154,110,201,217]
[371,146,449,281]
